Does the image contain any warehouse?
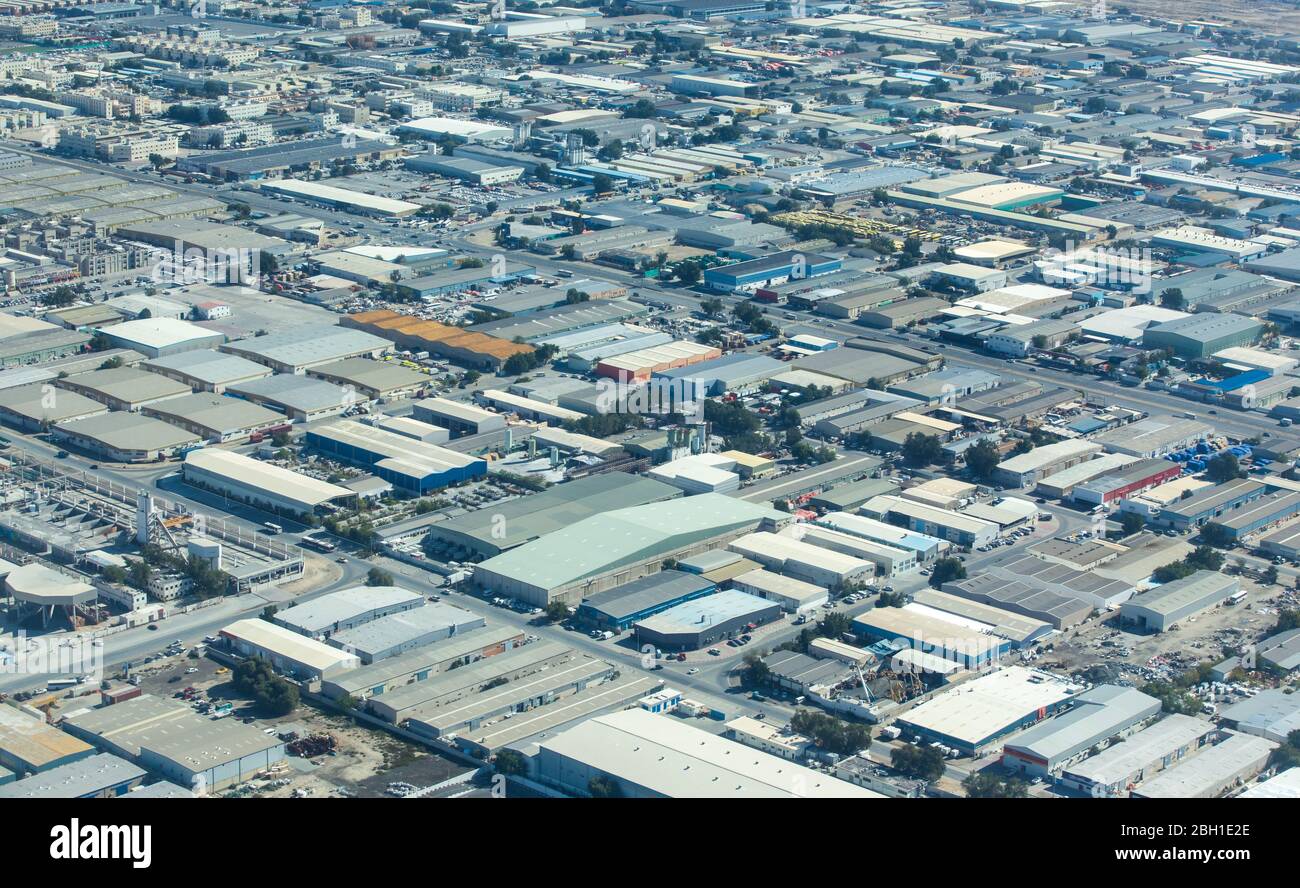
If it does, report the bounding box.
[375,416,450,445]
[1058,713,1216,797]
[94,317,224,358]
[764,650,853,695]
[807,478,901,513]
[0,752,146,799]
[367,641,574,724]
[789,524,917,577]
[307,358,428,400]
[306,420,486,494]
[859,495,998,549]
[473,494,786,606]
[60,694,286,793]
[319,624,526,702]
[813,512,947,562]
[1001,686,1161,780]
[648,454,742,495]
[143,349,272,393]
[535,708,880,798]
[942,572,1094,629]
[576,570,717,632]
[896,667,1080,756]
[731,568,829,614]
[57,366,191,412]
[1130,731,1277,799]
[633,589,781,651]
[0,382,107,431]
[1119,570,1239,633]
[411,397,507,438]
[1210,490,1300,542]
[426,472,680,559]
[1149,478,1267,531]
[1220,688,1300,744]
[654,353,787,400]
[53,412,200,462]
[851,604,1011,669]
[993,439,1103,488]
[271,585,424,640]
[141,392,284,442]
[182,449,353,518]
[727,531,876,588]
[703,251,841,293]
[405,154,523,185]
[1091,416,1213,458]
[910,588,1053,647]
[1142,313,1264,359]
[226,375,354,423]
[594,340,721,383]
[0,706,95,776]
[176,135,401,180]
[1257,628,1300,674]
[962,551,1133,610]
[1237,767,1300,799]
[475,389,583,426]
[221,326,391,373]
[219,618,361,680]
[403,655,618,742]
[1036,453,1138,500]
[258,179,421,217]
[328,602,486,664]
[1256,520,1300,561]
[1070,459,1183,507]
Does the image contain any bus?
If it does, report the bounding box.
[1226,590,1248,606]
[262,522,283,535]
[299,535,336,553]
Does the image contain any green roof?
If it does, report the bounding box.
[475,494,785,592]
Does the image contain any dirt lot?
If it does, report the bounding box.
[1130,0,1300,31]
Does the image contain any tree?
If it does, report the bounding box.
[789,709,872,756]
[891,743,946,781]
[494,748,528,776]
[1204,452,1243,483]
[1158,287,1186,310]
[544,600,569,623]
[901,432,943,467]
[963,772,1029,798]
[742,652,771,687]
[819,612,853,639]
[590,173,615,194]
[1276,609,1300,633]
[929,557,966,588]
[675,261,702,285]
[231,656,299,716]
[1263,565,1279,586]
[1197,523,1234,549]
[964,439,1001,480]
[1119,511,1146,537]
[366,567,395,587]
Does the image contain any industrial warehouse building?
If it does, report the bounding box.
[271,585,424,640]
[1208,490,1300,542]
[1148,478,1267,531]
[0,382,107,431]
[851,604,1010,669]
[1118,570,1239,633]
[1219,689,1300,744]
[994,439,1103,488]
[426,472,680,559]
[219,618,362,680]
[1058,714,1215,797]
[141,392,284,442]
[731,568,829,614]
[1091,416,1214,459]
[0,706,95,776]
[411,396,507,437]
[1130,731,1277,799]
[1001,686,1161,780]
[226,374,355,423]
[60,694,286,793]
[306,420,487,494]
[813,512,947,563]
[0,752,147,799]
[860,495,998,549]
[221,325,391,373]
[535,708,880,798]
[342,310,531,371]
[576,570,717,632]
[94,317,224,358]
[56,366,192,412]
[633,589,781,651]
[897,667,1080,756]
[327,602,486,664]
[473,494,787,606]
[910,589,1053,647]
[182,449,355,518]
[728,531,876,588]
[307,357,428,400]
[143,349,273,393]
[319,624,527,703]
[53,412,201,462]
[1142,313,1264,359]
